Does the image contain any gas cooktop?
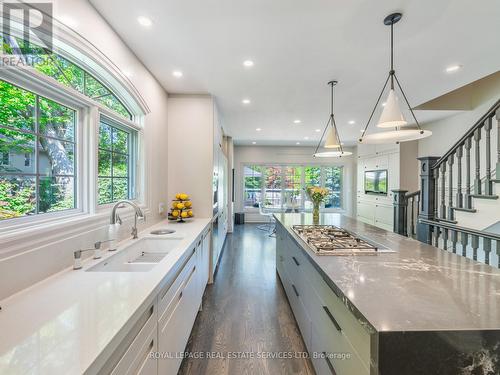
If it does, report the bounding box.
[292,225,384,256]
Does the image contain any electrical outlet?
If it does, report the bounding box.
[158,202,165,214]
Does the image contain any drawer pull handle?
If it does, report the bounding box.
[292,256,300,266]
[323,306,342,332]
[323,352,337,375]
[292,284,299,297]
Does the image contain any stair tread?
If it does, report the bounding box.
[451,206,477,213]
[470,194,499,200]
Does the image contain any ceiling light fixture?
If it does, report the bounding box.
[242,99,251,105]
[348,120,355,125]
[304,136,309,140]
[315,129,321,132]
[296,142,301,145]
[137,16,153,27]
[359,13,431,144]
[172,70,183,78]
[293,119,302,124]
[252,141,257,145]
[243,60,254,67]
[256,128,262,132]
[445,64,462,73]
[313,81,352,158]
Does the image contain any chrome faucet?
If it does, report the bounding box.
[74,239,114,270]
[110,200,145,239]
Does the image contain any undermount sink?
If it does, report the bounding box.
[86,237,183,272]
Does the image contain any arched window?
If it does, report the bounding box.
[0,22,148,225]
[1,34,132,119]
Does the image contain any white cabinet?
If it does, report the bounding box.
[104,227,212,375]
[276,225,370,375]
[110,303,158,375]
[357,141,418,231]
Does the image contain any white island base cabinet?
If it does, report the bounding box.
[276,223,371,375]
[101,227,211,375]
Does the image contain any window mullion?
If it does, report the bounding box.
[35,95,40,215]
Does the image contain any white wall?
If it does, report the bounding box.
[418,80,500,158]
[167,95,215,218]
[0,0,170,300]
[233,145,357,222]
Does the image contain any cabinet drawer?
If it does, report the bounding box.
[158,262,199,375]
[158,246,197,321]
[280,266,312,350]
[311,323,367,375]
[111,303,157,375]
[302,264,371,366]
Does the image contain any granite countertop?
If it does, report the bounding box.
[275,213,500,333]
[0,218,211,375]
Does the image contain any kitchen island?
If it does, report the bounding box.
[275,213,500,375]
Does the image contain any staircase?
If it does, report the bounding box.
[394,99,500,267]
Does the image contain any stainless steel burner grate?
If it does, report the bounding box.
[292,225,380,255]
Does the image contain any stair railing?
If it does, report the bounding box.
[393,189,420,238]
[416,98,500,267]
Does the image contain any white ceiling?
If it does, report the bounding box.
[90,0,500,146]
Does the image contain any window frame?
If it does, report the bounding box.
[0,76,84,228]
[0,67,144,233]
[97,114,138,206]
[242,163,345,213]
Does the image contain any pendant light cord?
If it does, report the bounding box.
[390,23,394,89]
[359,13,425,142]
[314,81,344,155]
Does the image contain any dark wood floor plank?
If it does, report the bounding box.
[178,224,315,375]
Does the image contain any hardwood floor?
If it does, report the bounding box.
[178,224,315,375]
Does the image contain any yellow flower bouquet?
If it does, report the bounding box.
[305,186,330,224]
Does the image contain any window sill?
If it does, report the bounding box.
[0,205,151,259]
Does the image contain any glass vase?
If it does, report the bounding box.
[313,201,320,225]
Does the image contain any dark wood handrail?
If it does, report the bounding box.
[405,190,420,199]
[419,218,500,242]
[432,98,500,170]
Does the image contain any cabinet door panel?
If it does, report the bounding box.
[158,264,199,375]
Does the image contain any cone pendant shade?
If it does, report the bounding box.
[377,89,407,128]
[324,126,340,148]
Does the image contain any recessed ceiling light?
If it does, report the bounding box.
[252,141,257,145]
[296,142,301,145]
[137,16,153,27]
[360,129,365,132]
[242,99,251,105]
[172,70,183,78]
[445,64,462,73]
[315,129,321,133]
[348,120,356,125]
[304,136,309,140]
[381,102,387,107]
[293,119,301,124]
[256,128,262,132]
[243,60,254,67]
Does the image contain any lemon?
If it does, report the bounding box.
[180,193,189,200]
[187,210,193,217]
[172,202,178,209]
[175,193,181,199]
[184,201,192,208]
[177,203,185,210]
[181,211,188,218]
[172,210,179,217]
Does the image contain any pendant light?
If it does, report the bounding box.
[313,81,352,158]
[359,13,432,144]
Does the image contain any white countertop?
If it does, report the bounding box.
[0,218,211,375]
